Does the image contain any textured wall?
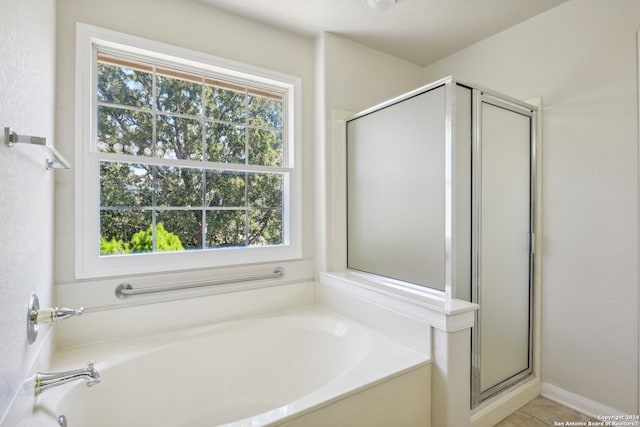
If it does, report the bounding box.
[0,0,56,422]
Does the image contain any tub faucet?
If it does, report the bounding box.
[35,361,101,396]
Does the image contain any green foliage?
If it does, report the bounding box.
[97,54,284,256]
[100,236,131,255]
[129,223,184,253]
[100,224,184,255]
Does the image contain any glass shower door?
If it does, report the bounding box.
[472,93,534,405]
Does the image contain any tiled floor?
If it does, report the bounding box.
[494,397,596,426]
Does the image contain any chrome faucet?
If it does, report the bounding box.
[35,361,101,396]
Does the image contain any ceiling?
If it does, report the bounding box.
[195,0,569,66]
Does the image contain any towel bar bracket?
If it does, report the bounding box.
[4,127,70,170]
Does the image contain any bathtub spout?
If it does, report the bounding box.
[35,361,101,396]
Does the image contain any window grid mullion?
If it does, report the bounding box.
[200,77,207,250]
[243,87,250,246]
[151,64,159,253]
[97,100,281,137]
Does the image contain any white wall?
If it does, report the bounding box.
[320,33,424,114]
[54,0,316,288]
[423,0,639,414]
[0,0,57,423]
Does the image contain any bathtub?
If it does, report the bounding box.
[32,305,430,426]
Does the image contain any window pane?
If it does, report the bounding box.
[248,128,282,166]
[248,209,282,246]
[205,85,246,122]
[247,94,282,129]
[156,114,203,160]
[156,74,202,116]
[97,62,153,109]
[247,173,282,208]
[90,45,293,268]
[156,166,204,207]
[205,171,246,207]
[206,210,247,248]
[156,211,201,251]
[100,210,152,255]
[97,106,153,156]
[100,162,153,207]
[206,122,245,164]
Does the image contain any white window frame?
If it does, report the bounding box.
[75,23,302,279]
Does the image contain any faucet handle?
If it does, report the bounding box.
[86,360,102,386]
[27,293,86,345]
[35,306,85,324]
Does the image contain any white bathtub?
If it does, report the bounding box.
[32,306,430,427]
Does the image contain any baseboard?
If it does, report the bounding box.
[540,382,627,419]
[471,377,540,427]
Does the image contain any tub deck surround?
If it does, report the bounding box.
[33,305,430,427]
[318,272,477,324]
[316,271,478,427]
[317,272,477,347]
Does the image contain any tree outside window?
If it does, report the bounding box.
[96,53,285,256]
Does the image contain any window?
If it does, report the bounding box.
[76,25,301,278]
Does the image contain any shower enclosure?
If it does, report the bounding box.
[345,77,536,407]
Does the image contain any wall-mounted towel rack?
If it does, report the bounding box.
[4,127,70,170]
[115,267,285,299]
